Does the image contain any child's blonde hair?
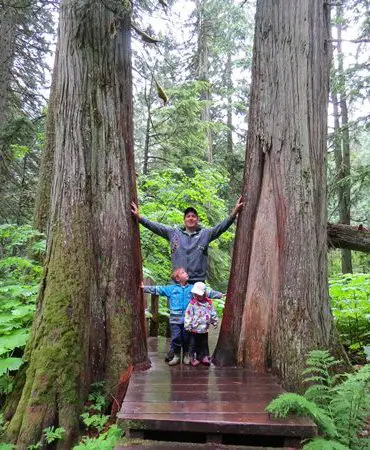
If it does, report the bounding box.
[171,267,186,282]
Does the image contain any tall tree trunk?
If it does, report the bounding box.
[333,2,352,273]
[142,78,154,175]
[226,52,234,180]
[4,1,148,447]
[196,0,212,162]
[214,0,339,390]
[0,2,16,199]
[34,42,59,233]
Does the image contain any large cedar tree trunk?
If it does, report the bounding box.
[214,0,338,390]
[4,0,148,447]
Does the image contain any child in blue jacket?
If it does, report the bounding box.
[142,268,223,366]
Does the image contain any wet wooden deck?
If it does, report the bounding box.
[116,337,316,448]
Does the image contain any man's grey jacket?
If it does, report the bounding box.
[139,215,235,283]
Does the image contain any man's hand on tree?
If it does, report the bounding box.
[131,201,140,218]
[231,196,244,218]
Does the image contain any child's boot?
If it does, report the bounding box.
[164,349,174,362]
[183,353,190,365]
[201,356,211,366]
[168,354,180,366]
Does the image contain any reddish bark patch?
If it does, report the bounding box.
[111,365,133,417]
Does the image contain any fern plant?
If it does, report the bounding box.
[72,424,122,450]
[0,224,45,396]
[266,350,370,449]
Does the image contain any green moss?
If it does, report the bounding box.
[104,297,133,393]
[5,212,96,444]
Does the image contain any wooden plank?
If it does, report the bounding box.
[124,391,284,402]
[116,442,289,449]
[125,387,284,404]
[125,385,283,395]
[131,369,279,378]
[121,401,284,414]
[126,380,282,390]
[122,415,316,437]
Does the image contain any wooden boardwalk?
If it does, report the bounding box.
[116,337,316,448]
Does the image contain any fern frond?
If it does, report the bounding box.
[304,385,332,407]
[266,393,337,438]
[302,437,350,450]
[330,364,370,448]
[305,350,340,366]
[303,374,331,383]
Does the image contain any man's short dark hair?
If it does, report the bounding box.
[183,207,198,218]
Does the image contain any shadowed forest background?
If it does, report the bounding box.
[0,0,369,448]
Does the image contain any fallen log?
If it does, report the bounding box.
[328,223,370,253]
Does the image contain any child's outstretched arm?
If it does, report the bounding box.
[142,285,172,297]
[206,287,224,299]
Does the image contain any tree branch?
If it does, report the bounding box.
[329,39,370,44]
[328,223,370,253]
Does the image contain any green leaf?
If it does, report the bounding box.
[0,357,24,376]
[0,330,29,354]
[303,437,350,450]
[0,444,16,450]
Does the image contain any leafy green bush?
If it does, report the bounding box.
[73,425,122,450]
[0,224,45,396]
[329,274,370,360]
[80,413,109,433]
[266,350,370,449]
[43,426,65,444]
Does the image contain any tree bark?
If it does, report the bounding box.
[214,0,337,390]
[34,41,59,233]
[4,1,148,447]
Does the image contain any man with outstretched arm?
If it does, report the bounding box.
[131,196,243,283]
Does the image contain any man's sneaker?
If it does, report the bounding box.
[201,356,211,366]
[191,358,200,367]
[168,355,181,366]
[164,350,174,362]
[183,354,190,365]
